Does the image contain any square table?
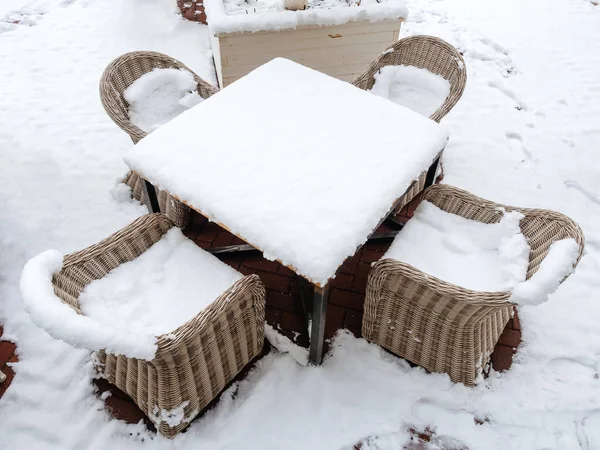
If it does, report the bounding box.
[125,58,448,364]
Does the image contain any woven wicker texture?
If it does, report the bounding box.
[100,51,220,228]
[351,35,467,122]
[52,214,266,438]
[363,184,584,386]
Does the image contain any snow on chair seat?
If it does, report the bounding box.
[99,51,219,228]
[351,35,467,123]
[362,184,584,386]
[20,213,266,438]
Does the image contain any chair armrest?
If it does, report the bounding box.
[20,250,158,360]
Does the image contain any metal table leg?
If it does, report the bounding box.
[424,155,441,189]
[308,284,329,365]
[142,179,160,214]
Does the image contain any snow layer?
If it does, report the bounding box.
[79,227,242,336]
[20,250,158,360]
[204,0,407,34]
[124,68,204,133]
[126,58,448,286]
[510,238,580,306]
[369,65,451,117]
[1,0,600,448]
[264,324,309,366]
[385,201,530,291]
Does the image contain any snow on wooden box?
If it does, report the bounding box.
[204,0,407,87]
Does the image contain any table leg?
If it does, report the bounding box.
[424,155,441,189]
[308,284,329,365]
[142,179,160,214]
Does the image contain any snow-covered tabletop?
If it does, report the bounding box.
[204,0,408,34]
[125,58,448,287]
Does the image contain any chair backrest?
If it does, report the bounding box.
[351,35,467,122]
[99,51,219,144]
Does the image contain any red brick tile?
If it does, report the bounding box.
[200,221,222,235]
[361,249,383,264]
[0,341,16,368]
[344,309,363,330]
[257,272,293,293]
[498,328,521,348]
[490,345,514,372]
[277,265,297,277]
[329,288,365,311]
[221,258,241,271]
[331,273,354,290]
[183,227,199,241]
[183,8,196,20]
[265,307,282,325]
[0,365,15,399]
[212,231,235,247]
[509,308,521,330]
[281,312,307,335]
[325,305,346,339]
[242,257,281,274]
[268,293,298,312]
[340,252,361,275]
[188,211,208,226]
[231,237,246,245]
[238,265,258,276]
[353,262,372,294]
[346,326,361,338]
[197,12,207,23]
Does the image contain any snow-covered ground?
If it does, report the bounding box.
[0,0,599,448]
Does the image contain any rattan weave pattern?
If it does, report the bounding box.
[351,35,467,122]
[100,51,219,228]
[363,184,584,386]
[52,214,266,437]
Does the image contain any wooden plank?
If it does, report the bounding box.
[225,51,378,69]
[220,24,400,47]
[222,52,379,77]
[220,31,396,57]
[217,18,403,42]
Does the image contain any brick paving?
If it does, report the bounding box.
[0,193,522,426]
[0,326,18,398]
[177,0,207,24]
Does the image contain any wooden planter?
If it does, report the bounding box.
[209,19,403,87]
[204,0,407,87]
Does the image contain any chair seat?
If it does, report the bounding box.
[384,200,530,292]
[79,227,243,336]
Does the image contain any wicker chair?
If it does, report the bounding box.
[22,214,266,438]
[351,35,467,123]
[363,185,584,386]
[100,51,219,228]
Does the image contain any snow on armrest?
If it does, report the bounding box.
[509,238,580,306]
[20,250,158,361]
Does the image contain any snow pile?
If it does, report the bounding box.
[204,0,407,34]
[150,401,198,428]
[265,324,309,366]
[19,250,158,360]
[126,58,448,286]
[510,238,580,306]
[124,68,204,133]
[385,201,530,292]
[369,65,451,117]
[79,227,242,336]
